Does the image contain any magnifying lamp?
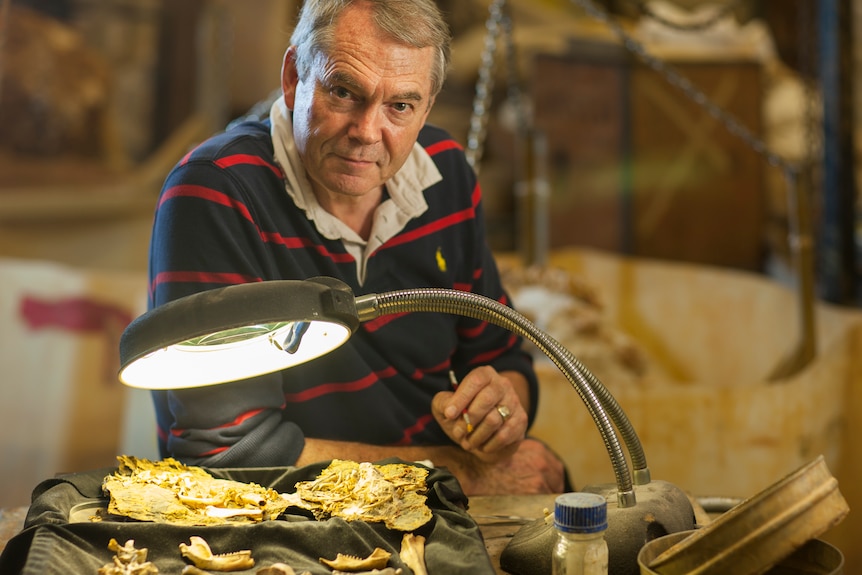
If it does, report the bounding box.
[118,276,695,575]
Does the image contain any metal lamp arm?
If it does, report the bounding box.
[355,287,641,507]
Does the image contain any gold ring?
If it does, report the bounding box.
[496,404,511,422]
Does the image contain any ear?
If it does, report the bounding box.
[281,46,300,111]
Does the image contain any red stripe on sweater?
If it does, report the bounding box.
[215,154,283,177]
[457,321,488,340]
[393,413,436,445]
[409,358,453,380]
[150,271,261,300]
[283,366,399,402]
[424,139,463,156]
[260,232,355,263]
[362,312,408,333]
[159,184,255,221]
[379,180,481,251]
[159,185,348,261]
[170,407,268,438]
[468,333,520,365]
[382,208,474,250]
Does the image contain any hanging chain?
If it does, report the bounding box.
[466,0,799,176]
[799,0,821,183]
[0,0,11,109]
[466,0,803,186]
[568,0,798,177]
[571,0,817,376]
[465,0,526,174]
[501,1,529,138]
[631,0,748,32]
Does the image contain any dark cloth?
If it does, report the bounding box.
[0,460,494,574]
[148,120,539,467]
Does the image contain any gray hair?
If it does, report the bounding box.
[290,0,451,98]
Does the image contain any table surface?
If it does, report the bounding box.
[0,494,558,574]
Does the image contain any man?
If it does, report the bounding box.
[148,0,565,495]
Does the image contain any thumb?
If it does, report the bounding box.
[431,390,456,422]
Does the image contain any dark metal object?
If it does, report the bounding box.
[639,531,844,575]
[501,480,696,575]
[817,0,857,305]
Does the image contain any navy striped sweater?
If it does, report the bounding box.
[148,120,538,467]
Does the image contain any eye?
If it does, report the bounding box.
[392,102,413,113]
[332,86,352,99]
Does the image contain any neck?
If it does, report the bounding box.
[316,186,383,241]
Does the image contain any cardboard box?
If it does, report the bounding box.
[0,259,147,507]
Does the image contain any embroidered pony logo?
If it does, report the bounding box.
[435,247,447,272]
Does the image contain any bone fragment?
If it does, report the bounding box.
[320,547,391,571]
[98,538,159,575]
[399,533,427,575]
[179,536,254,571]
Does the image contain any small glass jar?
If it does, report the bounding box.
[551,492,609,575]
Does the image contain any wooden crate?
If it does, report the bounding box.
[531,47,630,253]
[531,47,766,271]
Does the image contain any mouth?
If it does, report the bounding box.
[332,154,378,176]
[338,154,374,166]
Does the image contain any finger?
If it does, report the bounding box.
[432,391,476,442]
[465,403,527,455]
[443,367,494,420]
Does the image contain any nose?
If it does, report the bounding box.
[347,105,382,144]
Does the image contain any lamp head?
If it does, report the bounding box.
[118,277,359,389]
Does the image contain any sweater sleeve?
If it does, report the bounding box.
[148,143,306,467]
[157,374,305,468]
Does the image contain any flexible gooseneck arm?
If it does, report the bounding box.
[355,287,646,508]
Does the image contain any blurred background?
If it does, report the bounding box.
[2,0,862,570]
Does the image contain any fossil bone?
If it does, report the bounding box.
[98,538,159,575]
[320,547,391,571]
[103,456,289,525]
[291,460,431,531]
[399,533,427,575]
[179,536,254,571]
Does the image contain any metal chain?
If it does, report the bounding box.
[466,0,799,176]
[569,0,798,176]
[573,0,818,377]
[631,0,748,32]
[501,1,529,138]
[799,0,821,180]
[466,0,508,172]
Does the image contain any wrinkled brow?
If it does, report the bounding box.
[327,70,426,103]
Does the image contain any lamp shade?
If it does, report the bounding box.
[118,277,360,389]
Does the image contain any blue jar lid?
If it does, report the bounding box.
[554,492,608,533]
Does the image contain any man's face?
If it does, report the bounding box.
[282,4,436,202]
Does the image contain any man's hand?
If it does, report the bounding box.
[432,366,528,462]
[458,437,567,495]
[300,365,568,495]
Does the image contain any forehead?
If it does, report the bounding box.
[313,5,436,96]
